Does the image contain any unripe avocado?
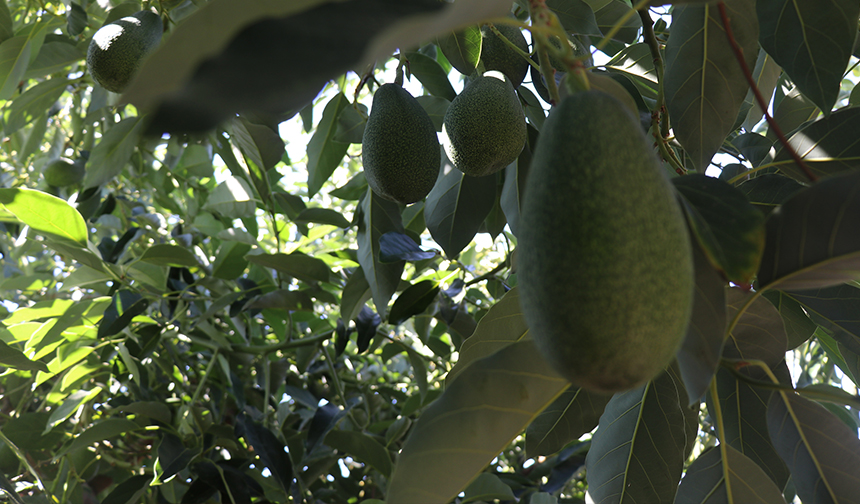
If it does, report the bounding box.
[480,24,529,89]
[442,71,526,177]
[87,11,163,93]
[362,84,441,204]
[517,91,694,393]
[43,158,85,187]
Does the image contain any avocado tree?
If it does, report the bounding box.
[1,0,860,503]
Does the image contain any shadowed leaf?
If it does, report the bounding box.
[724,288,788,367]
[773,108,860,182]
[525,386,612,457]
[737,174,805,216]
[675,445,788,504]
[436,26,482,75]
[356,190,405,318]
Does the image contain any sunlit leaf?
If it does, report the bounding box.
[436,26,482,76]
[140,244,199,268]
[0,36,31,100]
[3,77,69,134]
[83,116,145,189]
[0,188,87,247]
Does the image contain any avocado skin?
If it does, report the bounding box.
[480,24,529,89]
[362,84,441,204]
[442,71,526,177]
[87,11,163,93]
[517,91,694,394]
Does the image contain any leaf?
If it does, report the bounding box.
[724,287,788,366]
[415,95,450,132]
[83,116,145,189]
[404,51,457,101]
[245,289,314,312]
[663,0,758,170]
[584,366,689,504]
[676,241,727,405]
[436,26,482,76]
[767,391,860,503]
[605,42,658,91]
[738,48,782,132]
[757,170,860,290]
[461,473,516,503]
[779,284,860,349]
[45,388,102,434]
[101,475,150,504]
[294,207,351,228]
[0,36,31,100]
[0,188,88,247]
[446,287,528,384]
[757,0,859,114]
[97,290,150,339]
[547,0,602,36]
[61,418,142,456]
[772,108,860,182]
[594,0,642,43]
[140,244,199,268]
[341,266,372,322]
[307,92,350,197]
[761,290,817,349]
[675,445,789,504]
[729,132,774,168]
[24,41,84,80]
[246,253,332,283]
[3,77,69,134]
[0,339,49,372]
[525,386,612,457]
[237,414,293,493]
[0,2,11,43]
[389,280,440,325]
[325,429,393,476]
[674,174,766,285]
[356,191,404,318]
[500,125,535,236]
[736,174,805,216]
[378,232,436,262]
[212,241,252,279]
[386,340,568,504]
[425,158,497,258]
[768,85,818,147]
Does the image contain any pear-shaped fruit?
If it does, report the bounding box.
[517,90,694,393]
[442,71,526,177]
[362,84,441,204]
[87,11,163,93]
[480,24,529,88]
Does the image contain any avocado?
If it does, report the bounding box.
[43,158,85,187]
[517,90,694,393]
[362,84,441,204]
[480,24,529,89]
[441,71,526,177]
[87,11,163,93]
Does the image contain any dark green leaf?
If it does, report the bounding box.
[4,77,69,134]
[62,419,142,456]
[584,367,688,504]
[436,26,482,75]
[155,433,197,483]
[329,172,369,200]
[101,475,149,504]
[24,41,84,80]
[736,174,804,216]
[307,92,350,197]
[594,0,642,43]
[663,0,758,170]
[83,116,145,189]
[762,291,817,349]
[333,102,367,144]
[773,108,860,182]
[500,124,535,236]
[389,280,440,325]
[405,51,457,101]
[547,0,602,36]
[97,290,149,339]
[461,473,516,503]
[415,95,450,132]
[341,266,372,322]
[378,232,436,263]
[247,252,332,283]
[768,85,818,147]
[245,289,314,311]
[605,42,658,93]
[758,0,858,113]
[356,190,404,318]
[237,414,293,492]
[738,48,783,132]
[728,132,774,168]
[0,340,49,372]
[525,386,612,457]
[767,391,860,503]
[674,174,766,285]
[66,3,87,36]
[325,429,393,476]
[675,445,789,504]
[724,287,788,366]
[211,241,252,280]
[0,2,12,43]
[0,188,88,246]
[295,207,351,228]
[425,159,497,258]
[758,170,860,290]
[0,37,31,100]
[780,284,860,350]
[140,244,199,268]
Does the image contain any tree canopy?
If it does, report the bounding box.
[1,0,860,503]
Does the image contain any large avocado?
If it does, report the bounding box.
[87,11,163,93]
[480,24,529,89]
[441,71,526,177]
[361,84,441,204]
[517,90,694,393]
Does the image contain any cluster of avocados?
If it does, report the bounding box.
[87,10,163,93]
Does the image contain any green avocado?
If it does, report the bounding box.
[441,71,526,177]
[43,158,85,187]
[517,90,694,393]
[87,10,163,93]
[480,24,529,89]
[361,84,441,204]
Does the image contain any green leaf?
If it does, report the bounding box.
[724,287,788,366]
[83,116,145,189]
[584,366,689,504]
[500,125,535,236]
[415,95,450,132]
[60,418,142,456]
[436,26,482,76]
[594,0,642,43]
[211,241,252,279]
[736,174,804,216]
[768,85,818,147]
[341,266,372,322]
[758,0,859,114]
[674,174,766,285]
[0,339,48,372]
[773,108,860,182]
[605,43,658,93]
[405,51,456,101]
[387,340,568,504]
[425,159,497,258]
[738,48,782,132]
[758,169,860,290]
[3,77,69,134]
[0,36,31,100]
[24,41,84,80]
[675,445,789,504]
[245,289,314,311]
[761,291,817,349]
[525,385,612,457]
[547,0,602,36]
[767,391,860,503]
[45,388,102,434]
[246,252,332,283]
[140,244,199,268]
[204,175,257,218]
[779,285,860,354]
[663,0,758,170]
[356,190,404,318]
[389,280,440,325]
[333,102,367,144]
[461,473,516,503]
[0,2,12,43]
[676,242,727,405]
[307,92,350,197]
[446,287,528,384]
[0,188,88,246]
[294,207,350,228]
[101,475,149,504]
[325,429,392,476]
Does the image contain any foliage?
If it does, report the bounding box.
[1,0,859,503]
